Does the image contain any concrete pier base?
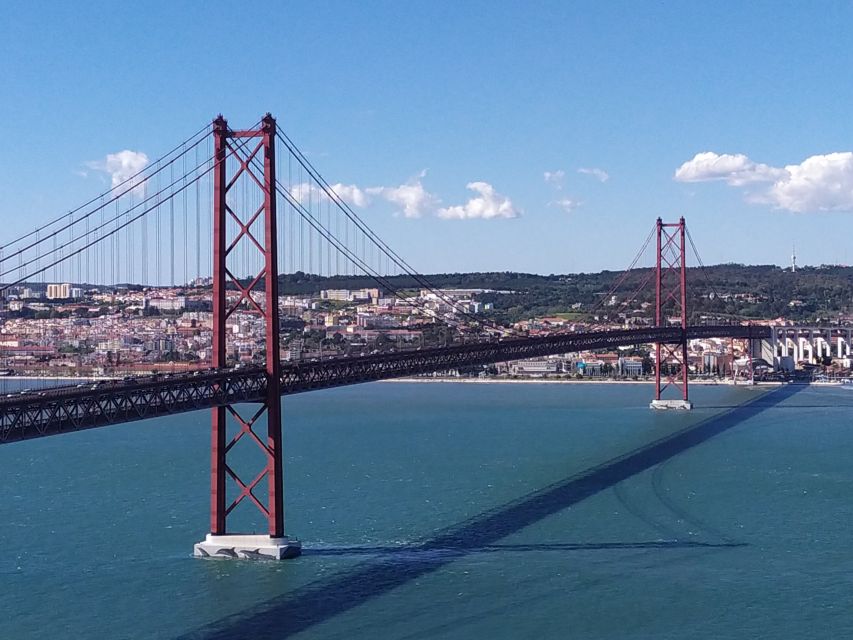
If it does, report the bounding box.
[650,399,693,411]
[194,534,302,560]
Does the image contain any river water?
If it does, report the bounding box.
[2,381,852,639]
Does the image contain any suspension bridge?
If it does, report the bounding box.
[0,114,771,559]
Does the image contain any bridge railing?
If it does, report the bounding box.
[0,324,771,443]
[0,368,267,443]
[278,324,771,393]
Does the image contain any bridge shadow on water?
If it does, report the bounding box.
[179,383,803,640]
[300,540,745,557]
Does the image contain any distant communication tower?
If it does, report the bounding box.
[791,244,797,273]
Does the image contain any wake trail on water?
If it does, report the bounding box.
[612,482,683,541]
[650,453,738,545]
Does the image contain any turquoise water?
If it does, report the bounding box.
[2,381,852,639]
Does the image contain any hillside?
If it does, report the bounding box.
[280,265,853,324]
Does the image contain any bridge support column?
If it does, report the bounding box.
[650,217,692,410]
[194,114,300,560]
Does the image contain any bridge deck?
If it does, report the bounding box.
[0,325,769,444]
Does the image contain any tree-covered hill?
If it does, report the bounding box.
[280,264,853,324]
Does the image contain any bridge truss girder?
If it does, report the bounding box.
[0,325,769,444]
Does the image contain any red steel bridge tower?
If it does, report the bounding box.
[650,217,693,410]
[193,114,301,559]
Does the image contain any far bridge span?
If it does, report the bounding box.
[0,324,769,445]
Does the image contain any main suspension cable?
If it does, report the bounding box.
[276,131,515,335]
[1,141,216,280]
[585,223,656,317]
[0,123,209,256]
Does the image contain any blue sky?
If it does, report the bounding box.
[3,1,853,274]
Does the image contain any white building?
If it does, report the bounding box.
[512,358,559,375]
[46,283,71,299]
[283,339,303,361]
[320,288,380,302]
[145,297,187,312]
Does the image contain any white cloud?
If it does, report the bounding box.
[545,169,585,211]
[289,182,314,204]
[578,167,609,183]
[289,182,371,208]
[330,183,371,207]
[544,170,566,189]
[366,171,440,218]
[88,150,149,195]
[551,198,581,213]
[437,182,521,220]
[675,150,853,213]
[289,175,518,221]
[291,174,438,217]
[674,151,784,186]
[762,153,853,212]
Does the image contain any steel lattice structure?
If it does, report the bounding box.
[654,217,690,402]
[210,114,285,538]
[0,324,769,444]
[0,369,267,442]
